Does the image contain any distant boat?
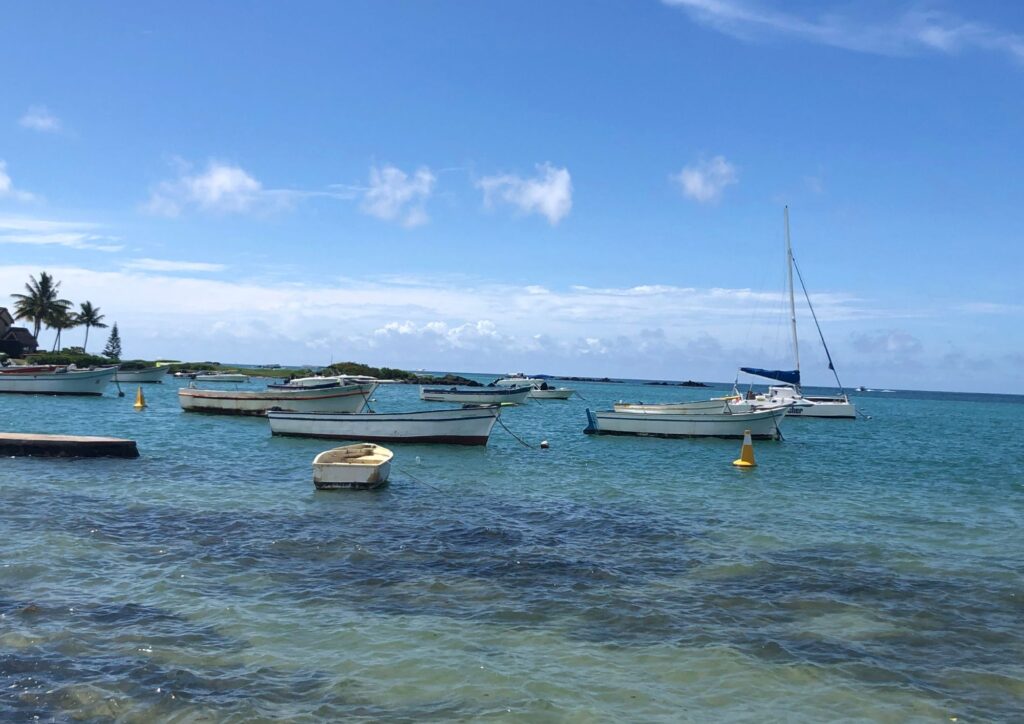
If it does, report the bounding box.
[419,386,531,405]
[529,386,574,400]
[495,374,575,400]
[312,443,393,490]
[194,372,249,383]
[268,405,501,445]
[584,405,790,440]
[114,366,169,383]
[494,374,545,387]
[179,381,376,416]
[740,207,856,419]
[0,365,117,396]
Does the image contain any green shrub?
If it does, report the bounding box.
[28,352,113,366]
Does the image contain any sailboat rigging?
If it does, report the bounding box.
[739,207,857,419]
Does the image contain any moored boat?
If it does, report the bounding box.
[312,443,393,490]
[583,404,790,440]
[419,386,531,405]
[739,207,856,420]
[494,374,574,399]
[529,386,574,400]
[494,374,545,387]
[114,366,169,383]
[745,384,855,418]
[268,405,501,445]
[194,372,249,383]
[179,381,376,416]
[613,395,745,413]
[0,365,117,396]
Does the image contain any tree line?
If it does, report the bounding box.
[10,271,121,359]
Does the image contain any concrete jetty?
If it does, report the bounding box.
[0,433,139,458]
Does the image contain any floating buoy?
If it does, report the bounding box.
[540,440,549,449]
[732,429,756,468]
[134,386,146,410]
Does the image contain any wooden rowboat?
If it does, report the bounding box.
[312,443,393,490]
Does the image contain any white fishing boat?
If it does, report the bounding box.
[268,376,344,389]
[0,365,117,395]
[312,443,393,490]
[613,394,747,413]
[739,207,856,419]
[114,366,169,383]
[194,372,249,383]
[529,386,574,400]
[584,404,790,440]
[494,373,545,387]
[495,375,576,399]
[419,386,531,405]
[179,381,376,416]
[268,405,501,445]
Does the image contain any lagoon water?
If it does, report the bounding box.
[1,375,1022,721]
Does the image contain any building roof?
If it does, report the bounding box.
[0,307,13,328]
[2,327,38,346]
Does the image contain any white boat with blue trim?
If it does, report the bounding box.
[419,386,531,405]
[584,404,790,440]
[179,381,376,416]
[114,366,169,383]
[268,405,501,446]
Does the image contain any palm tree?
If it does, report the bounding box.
[10,272,71,341]
[46,305,76,352]
[76,301,107,353]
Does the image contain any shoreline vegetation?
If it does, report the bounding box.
[13,352,713,389]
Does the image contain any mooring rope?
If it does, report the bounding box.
[393,464,446,493]
[497,415,538,449]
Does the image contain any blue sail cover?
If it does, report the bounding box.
[740,367,801,385]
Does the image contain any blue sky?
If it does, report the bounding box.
[1,1,1022,391]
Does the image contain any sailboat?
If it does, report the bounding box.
[740,207,857,419]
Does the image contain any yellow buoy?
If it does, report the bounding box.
[732,429,756,468]
[134,386,146,410]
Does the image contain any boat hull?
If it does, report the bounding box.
[0,366,117,395]
[750,386,857,419]
[419,386,531,405]
[179,382,376,416]
[114,367,169,383]
[613,396,746,413]
[782,400,856,419]
[268,406,500,445]
[584,405,789,440]
[530,388,574,399]
[312,444,393,490]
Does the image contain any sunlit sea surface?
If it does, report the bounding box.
[1,375,1022,722]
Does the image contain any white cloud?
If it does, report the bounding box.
[478,163,573,225]
[0,216,120,251]
[662,0,1024,63]
[122,258,226,273]
[145,160,269,216]
[0,161,37,203]
[672,155,737,203]
[0,262,890,377]
[19,105,62,133]
[360,164,435,227]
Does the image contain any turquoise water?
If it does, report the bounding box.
[2,376,1022,721]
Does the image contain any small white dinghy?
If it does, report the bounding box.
[312,443,393,490]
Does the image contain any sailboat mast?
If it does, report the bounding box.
[784,206,800,386]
